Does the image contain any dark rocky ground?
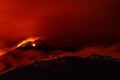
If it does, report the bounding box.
[1,56,120,80]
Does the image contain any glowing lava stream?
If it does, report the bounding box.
[17,37,40,47]
[0,37,41,56]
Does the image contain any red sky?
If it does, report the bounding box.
[0,0,120,48]
[0,0,120,75]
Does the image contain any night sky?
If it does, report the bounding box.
[0,0,119,48]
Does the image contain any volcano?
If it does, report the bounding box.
[16,39,55,52]
[1,38,120,80]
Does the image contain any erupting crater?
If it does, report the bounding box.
[16,37,55,52]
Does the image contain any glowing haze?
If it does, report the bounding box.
[0,0,119,48]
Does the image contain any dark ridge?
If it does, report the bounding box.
[1,56,120,80]
[33,39,55,52]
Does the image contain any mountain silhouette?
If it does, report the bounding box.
[1,56,120,80]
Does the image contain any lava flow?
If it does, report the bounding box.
[17,37,40,48]
[0,37,40,56]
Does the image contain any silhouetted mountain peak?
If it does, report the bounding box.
[89,54,119,62]
[1,56,120,80]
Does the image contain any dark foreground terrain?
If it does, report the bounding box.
[1,56,120,80]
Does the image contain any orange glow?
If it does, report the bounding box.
[0,37,41,56]
[32,43,36,47]
[0,50,6,56]
[17,37,39,48]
